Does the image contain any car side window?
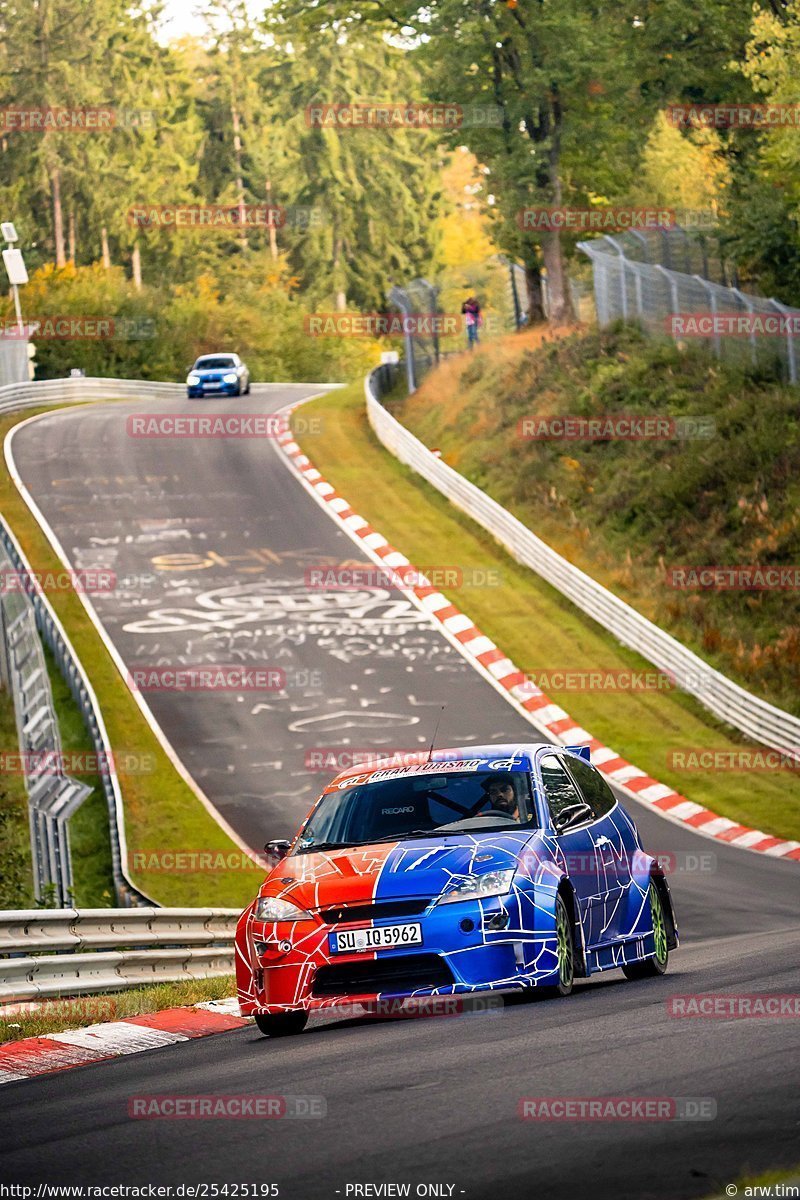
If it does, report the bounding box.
[566,756,617,820]
[539,754,584,827]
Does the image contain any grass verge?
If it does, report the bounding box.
[294,383,800,842]
[0,975,236,1043]
[397,326,800,717]
[0,681,35,908]
[1,404,257,907]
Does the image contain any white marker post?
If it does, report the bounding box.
[1,221,28,335]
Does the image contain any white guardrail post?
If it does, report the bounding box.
[365,368,800,761]
[0,908,240,1001]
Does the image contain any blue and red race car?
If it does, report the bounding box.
[236,743,678,1036]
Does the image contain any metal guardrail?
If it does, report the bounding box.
[365,368,800,760]
[0,517,151,909]
[0,377,184,907]
[0,376,183,417]
[0,907,239,1001]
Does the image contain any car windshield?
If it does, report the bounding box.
[293,769,537,853]
[195,357,235,369]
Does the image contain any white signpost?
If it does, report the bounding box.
[1,222,28,334]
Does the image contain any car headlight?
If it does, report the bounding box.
[187,373,200,385]
[437,868,515,905]
[223,372,238,383]
[255,895,311,921]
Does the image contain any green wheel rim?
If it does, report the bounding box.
[556,900,574,987]
[650,884,668,965]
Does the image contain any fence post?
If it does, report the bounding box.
[731,288,758,367]
[654,265,680,331]
[388,285,417,394]
[767,297,798,384]
[604,236,629,321]
[692,276,722,360]
[420,279,441,364]
[509,262,522,328]
[627,229,650,265]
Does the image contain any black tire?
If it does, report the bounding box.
[623,881,669,980]
[245,381,251,394]
[254,1011,308,1038]
[541,894,576,998]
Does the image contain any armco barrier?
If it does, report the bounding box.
[0,515,151,908]
[365,367,800,760]
[0,907,239,1001]
[0,376,183,418]
[0,536,92,904]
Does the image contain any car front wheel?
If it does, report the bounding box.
[623,880,669,980]
[254,1011,309,1038]
[538,894,575,1000]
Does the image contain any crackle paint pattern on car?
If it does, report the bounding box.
[235,744,678,1033]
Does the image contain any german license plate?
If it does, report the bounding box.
[330,923,423,954]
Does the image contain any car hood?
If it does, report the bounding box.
[260,830,550,911]
[193,366,236,375]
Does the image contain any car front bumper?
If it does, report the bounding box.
[187,383,240,397]
[236,896,561,1016]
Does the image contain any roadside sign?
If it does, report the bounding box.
[2,247,29,285]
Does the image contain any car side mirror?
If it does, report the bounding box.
[554,801,593,832]
[264,838,291,866]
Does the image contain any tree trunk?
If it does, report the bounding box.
[68,209,76,262]
[332,229,346,312]
[541,231,573,324]
[524,260,546,323]
[51,168,66,267]
[132,240,142,290]
[266,178,278,261]
[230,86,248,252]
[101,226,111,269]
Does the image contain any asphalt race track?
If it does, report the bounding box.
[7,385,544,849]
[1,386,798,1199]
